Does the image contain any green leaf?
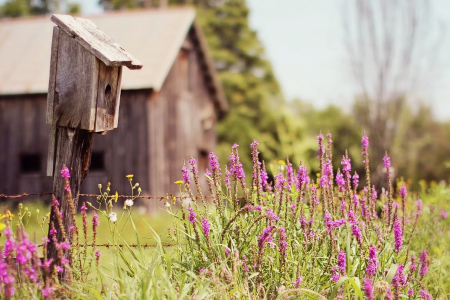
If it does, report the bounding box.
[386,264,399,283]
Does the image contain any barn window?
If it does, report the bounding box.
[90,152,105,171]
[20,154,41,173]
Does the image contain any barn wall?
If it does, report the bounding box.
[147,33,217,202]
[80,89,151,205]
[0,94,52,198]
[0,91,152,207]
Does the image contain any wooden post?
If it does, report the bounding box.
[45,14,142,282]
[47,127,93,280]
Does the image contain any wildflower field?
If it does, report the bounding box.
[0,134,449,299]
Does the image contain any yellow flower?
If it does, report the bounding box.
[126,174,134,178]
[0,223,5,231]
[114,192,118,203]
[175,180,184,186]
[278,160,286,166]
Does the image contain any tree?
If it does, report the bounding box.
[100,0,315,174]
[0,0,75,17]
[343,0,444,185]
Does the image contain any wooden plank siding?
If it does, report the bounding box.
[0,94,53,198]
[80,89,151,206]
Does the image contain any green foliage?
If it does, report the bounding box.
[0,0,79,18]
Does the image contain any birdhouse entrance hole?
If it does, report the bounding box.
[105,84,111,98]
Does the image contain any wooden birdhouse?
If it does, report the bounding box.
[46,14,142,132]
[46,14,142,177]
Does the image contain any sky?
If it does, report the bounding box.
[76,0,450,120]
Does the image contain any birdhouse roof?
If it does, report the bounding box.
[51,14,142,70]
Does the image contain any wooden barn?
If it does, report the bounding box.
[0,8,227,209]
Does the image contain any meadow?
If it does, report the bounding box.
[0,134,449,299]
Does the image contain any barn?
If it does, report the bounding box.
[0,8,227,208]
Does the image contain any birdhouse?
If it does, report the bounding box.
[46,14,142,132]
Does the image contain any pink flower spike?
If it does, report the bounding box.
[61,166,70,179]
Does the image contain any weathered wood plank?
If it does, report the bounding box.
[53,31,98,130]
[46,26,60,125]
[51,14,142,70]
[94,62,120,132]
[47,126,93,280]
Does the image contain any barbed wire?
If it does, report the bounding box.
[0,192,216,201]
[37,243,176,248]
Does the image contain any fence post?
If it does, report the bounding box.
[45,14,142,282]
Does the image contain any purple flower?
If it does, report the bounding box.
[383,154,391,168]
[439,209,448,219]
[408,288,414,297]
[317,134,325,158]
[208,153,221,174]
[204,169,212,182]
[187,206,197,224]
[324,211,345,232]
[278,227,288,257]
[95,249,101,259]
[59,257,68,266]
[420,290,432,300]
[92,211,100,227]
[290,204,296,211]
[181,165,190,185]
[366,245,379,276]
[330,266,340,282]
[351,223,363,246]
[189,158,198,175]
[224,248,230,257]
[361,135,369,151]
[385,288,394,300]
[266,209,280,222]
[341,157,351,174]
[274,172,286,191]
[296,165,310,190]
[310,185,319,206]
[336,171,345,192]
[199,268,206,274]
[293,276,303,288]
[52,198,60,207]
[320,159,333,188]
[58,241,71,250]
[393,217,403,253]
[286,162,295,191]
[261,168,270,190]
[258,227,274,248]
[43,258,53,269]
[420,249,428,277]
[352,172,359,189]
[347,210,357,224]
[56,265,64,273]
[399,185,407,198]
[338,250,346,274]
[364,278,374,300]
[61,166,70,179]
[41,287,54,299]
[201,217,210,237]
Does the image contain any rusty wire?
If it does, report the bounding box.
[37,243,176,248]
[0,192,216,201]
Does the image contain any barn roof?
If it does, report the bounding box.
[0,8,227,111]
